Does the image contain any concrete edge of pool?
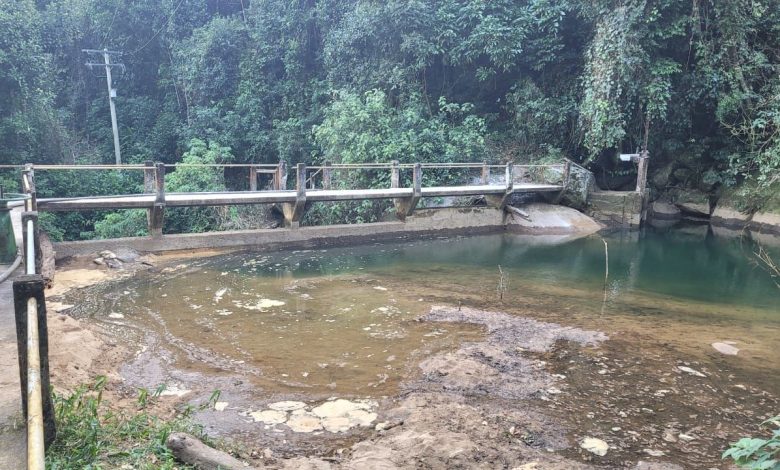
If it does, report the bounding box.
[50,205,603,260]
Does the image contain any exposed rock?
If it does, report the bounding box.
[580,437,609,456]
[214,402,228,411]
[651,201,681,220]
[506,203,603,235]
[93,257,105,266]
[711,342,739,356]
[268,400,307,412]
[286,412,323,433]
[250,409,287,425]
[652,162,677,188]
[99,250,117,259]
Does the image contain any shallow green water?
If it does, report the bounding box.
[80,225,779,397]
[223,226,779,312]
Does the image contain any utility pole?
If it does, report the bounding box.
[83,49,124,164]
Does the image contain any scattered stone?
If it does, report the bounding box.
[250,410,287,425]
[108,312,124,319]
[644,449,666,457]
[512,463,540,470]
[159,385,191,397]
[677,366,706,377]
[678,433,696,442]
[268,401,307,412]
[373,286,388,291]
[580,437,609,456]
[711,342,739,356]
[99,250,117,259]
[93,258,105,266]
[214,402,228,411]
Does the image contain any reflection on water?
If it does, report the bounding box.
[76,225,779,395]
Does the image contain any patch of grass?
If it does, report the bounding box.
[47,377,220,469]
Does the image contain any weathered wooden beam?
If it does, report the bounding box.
[149,162,165,237]
[166,432,255,470]
[281,163,306,228]
[13,275,56,448]
[481,162,489,185]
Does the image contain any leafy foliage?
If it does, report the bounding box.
[723,416,780,470]
[2,0,780,235]
[47,377,222,469]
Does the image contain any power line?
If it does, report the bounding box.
[129,0,187,55]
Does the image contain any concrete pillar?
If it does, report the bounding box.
[323,161,332,190]
[275,161,288,191]
[149,162,165,237]
[481,162,489,185]
[249,166,258,191]
[394,163,421,220]
[485,162,513,209]
[282,163,307,228]
[13,274,56,447]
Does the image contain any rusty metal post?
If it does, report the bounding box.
[13,275,56,451]
[148,162,165,237]
[323,161,332,190]
[249,166,258,191]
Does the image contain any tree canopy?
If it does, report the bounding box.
[1,0,779,237]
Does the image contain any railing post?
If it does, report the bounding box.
[486,162,513,209]
[21,164,37,212]
[563,160,572,189]
[148,162,165,237]
[395,163,421,219]
[282,163,306,228]
[323,161,332,190]
[275,161,288,191]
[249,166,258,191]
[481,161,489,185]
[13,274,56,451]
[143,160,155,193]
[391,160,400,189]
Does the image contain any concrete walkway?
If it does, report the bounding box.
[0,207,28,469]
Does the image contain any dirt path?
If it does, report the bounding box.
[0,271,26,470]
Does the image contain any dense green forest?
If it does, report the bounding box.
[1,0,779,239]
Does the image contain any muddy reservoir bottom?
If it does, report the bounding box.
[61,228,780,469]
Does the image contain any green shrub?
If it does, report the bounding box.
[723,416,780,470]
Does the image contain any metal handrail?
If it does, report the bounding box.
[24,211,45,469]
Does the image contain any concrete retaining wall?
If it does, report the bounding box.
[52,207,508,260]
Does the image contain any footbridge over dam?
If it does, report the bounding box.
[1,158,648,259]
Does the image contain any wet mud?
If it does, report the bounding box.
[48,234,779,469]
